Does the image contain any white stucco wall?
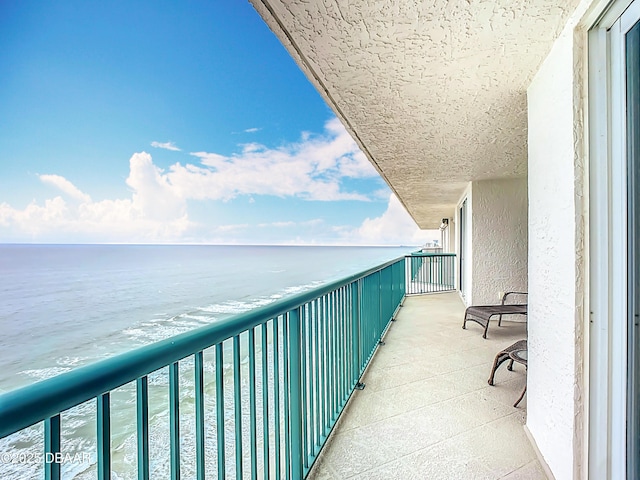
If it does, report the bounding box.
[470,178,529,305]
[527,11,587,478]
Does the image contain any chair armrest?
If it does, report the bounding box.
[501,291,528,305]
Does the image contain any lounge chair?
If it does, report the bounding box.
[462,291,527,338]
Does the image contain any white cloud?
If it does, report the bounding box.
[39,174,91,203]
[0,118,409,244]
[257,221,296,228]
[180,117,378,202]
[341,194,440,246]
[126,152,186,221]
[244,127,260,133]
[151,141,181,151]
[0,197,69,236]
[0,153,192,243]
[257,219,323,229]
[0,182,431,245]
[217,223,250,232]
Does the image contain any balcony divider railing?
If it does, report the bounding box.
[0,255,412,480]
[405,252,456,295]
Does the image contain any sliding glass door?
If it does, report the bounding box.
[459,199,467,297]
[626,14,640,480]
[589,2,640,477]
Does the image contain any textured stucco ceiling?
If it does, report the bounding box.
[249,0,581,228]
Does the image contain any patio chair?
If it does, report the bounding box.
[462,291,527,339]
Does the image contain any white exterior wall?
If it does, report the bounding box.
[526,7,589,477]
[470,178,529,305]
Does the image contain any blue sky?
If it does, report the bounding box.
[0,1,436,245]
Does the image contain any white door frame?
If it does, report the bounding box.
[588,1,639,477]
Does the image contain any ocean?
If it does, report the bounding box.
[0,244,413,479]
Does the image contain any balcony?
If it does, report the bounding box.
[0,254,543,479]
[307,293,543,479]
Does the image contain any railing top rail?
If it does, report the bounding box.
[0,255,405,439]
[408,252,456,256]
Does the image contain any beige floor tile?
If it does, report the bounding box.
[452,420,538,478]
[358,359,438,392]
[312,426,399,478]
[350,457,422,480]
[451,389,517,427]
[404,440,497,480]
[501,460,548,479]
[335,389,401,431]
[307,293,541,480]
[376,375,468,412]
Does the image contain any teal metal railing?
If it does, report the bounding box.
[406,253,456,294]
[0,256,407,479]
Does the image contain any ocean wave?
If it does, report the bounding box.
[197,281,322,317]
[56,356,87,367]
[178,313,210,323]
[22,366,72,380]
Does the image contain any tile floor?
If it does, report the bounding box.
[307,292,547,480]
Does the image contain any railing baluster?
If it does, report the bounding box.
[97,393,111,480]
[341,287,346,403]
[426,256,430,291]
[136,376,149,480]
[367,276,374,360]
[215,343,225,479]
[338,288,342,408]
[351,281,360,386]
[169,362,180,480]
[331,291,340,423]
[363,277,369,360]
[321,296,328,435]
[44,414,61,480]
[308,303,314,458]
[273,318,281,479]
[314,299,321,452]
[283,315,291,480]
[327,293,333,425]
[300,305,308,470]
[376,272,380,340]
[337,288,343,408]
[261,322,269,480]
[249,329,258,480]
[233,335,243,479]
[426,255,431,290]
[306,304,313,460]
[194,351,205,480]
[288,308,303,480]
[342,287,349,404]
[336,289,342,410]
[312,301,318,454]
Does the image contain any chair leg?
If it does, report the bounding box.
[507,359,515,371]
[488,352,510,385]
[514,385,527,407]
[462,311,468,329]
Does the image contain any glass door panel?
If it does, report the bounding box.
[627,17,640,480]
